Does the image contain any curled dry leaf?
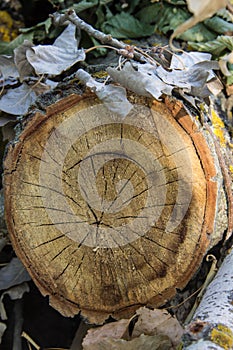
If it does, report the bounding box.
[26,24,85,75]
[157,60,219,97]
[0,282,29,320]
[76,69,133,119]
[132,307,183,345]
[0,56,19,81]
[14,40,35,81]
[170,51,212,69]
[107,62,172,100]
[170,0,227,49]
[0,322,6,344]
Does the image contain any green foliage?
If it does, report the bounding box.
[101,11,154,39]
[189,36,233,56]
[0,32,34,55]
[72,0,99,13]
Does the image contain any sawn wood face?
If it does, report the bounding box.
[4,93,222,323]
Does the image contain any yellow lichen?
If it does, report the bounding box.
[229,165,233,176]
[92,71,108,79]
[210,324,233,350]
[0,11,21,42]
[211,108,227,147]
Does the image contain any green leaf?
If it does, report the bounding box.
[90,37,108,57]
[178,23,216,42]
[0,32,34,55]
[227,72,233,85]
[217,8,233,22]
[20,18,52,34]
[102,12,154,38]
[204,16,233,34]
[136,3,163,24]
[73,0,98,13]
[189,35,233,56]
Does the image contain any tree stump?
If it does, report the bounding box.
[3,92,227,323]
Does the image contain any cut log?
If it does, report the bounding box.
[3,92,228,323]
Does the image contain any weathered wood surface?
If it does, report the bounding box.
[3,92,227,323]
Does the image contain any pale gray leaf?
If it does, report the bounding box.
[53,22,80,49]
[0,258,31,290]
[170,51,212,69]
[0,55,19,80]
[96,84,133,119]
[0,322,6,343]
[2,282,29,300]
[0,115,16,127]
[76,69,133,118]
[0,83,37,115]
[0,282,29,320]
[156,61,218,96]
[14,40,35,81]
[108,62,173,100]
[26,24,85,75]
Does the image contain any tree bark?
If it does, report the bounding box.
[183,248,233,349]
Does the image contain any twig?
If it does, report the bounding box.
[13,299,23,350]
[51,9,147,63]
[185,255,218,325]
[21,332,40,350]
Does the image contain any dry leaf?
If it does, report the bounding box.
[0,55,19,81]
[132,307,184,346]
[82,307,183,350]
[0,282,29,320]
[76,69,133,118]
[107,62,172,100]
[26,24,85,75]
[0,83,37,115]
[0,257,31,290]
[170,0,227,49]
[0,322,6,344]
[83,334,171,350]
[14,40,35,81]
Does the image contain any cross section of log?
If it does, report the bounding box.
[3,93,227,323]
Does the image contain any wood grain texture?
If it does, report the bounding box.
[3,93,226,323]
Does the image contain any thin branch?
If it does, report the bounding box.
[13,299,23,350]
[51,9,147,64]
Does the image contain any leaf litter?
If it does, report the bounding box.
[0,2,231,348]
[82,307,183,350]
[0,3,225,118]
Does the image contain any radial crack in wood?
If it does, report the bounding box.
[3,93,227,323]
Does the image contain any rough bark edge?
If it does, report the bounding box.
[164,97,228,246]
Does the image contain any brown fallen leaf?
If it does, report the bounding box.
[82,307,184,350]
